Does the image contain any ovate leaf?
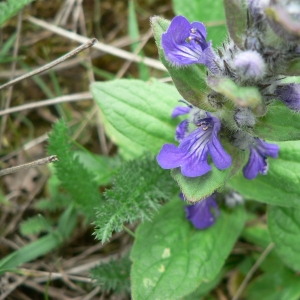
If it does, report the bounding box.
[91,79,180,154]
[246,269,300,300]
[228,141,300,207]
[268,206,300,271]
[131,199,246,300]
[254,102,300,141]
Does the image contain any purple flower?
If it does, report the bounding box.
[157,110,232,177]
[162,16,217,71]
[184,194,219,229]
[276,84,300,111]
[243,138,279,180]
[172,105,191,141]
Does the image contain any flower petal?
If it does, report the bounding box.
[175,120,189,142]
[156,144,186,169]
[185,195,219,229]
[243,148,266,179]
[171,106,191,118]
[208,133,232,170]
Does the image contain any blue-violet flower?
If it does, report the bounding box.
[243,138,279,179]
[276,83,300,111]
[162,15,216,71]
[184,194,219,229]
[172,105,191,141]
[157,109,232,177]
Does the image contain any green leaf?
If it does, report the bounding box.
[91,255,131,294]
[228,141,300,207]
[268,206,300,271]
[172,146,246,203]
[130,200,246,300]
[172,0,227,46]
[93,155,178,242]
[150,16,213,111]
[20,215,53,236]
[100,112,146,160]
[183,269,224,300]
[246,268,300,300]
[253,102,300,141]
[48,120,102,220]
[207,76,262,109]
[91,79,180,154]
[128,0,149,80]
[74,151,121,186]
[0,0,34,27]
[284,58,300,76]
[223,0,247,48]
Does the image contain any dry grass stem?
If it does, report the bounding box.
[27,16,166,71]
[0,38,97,91]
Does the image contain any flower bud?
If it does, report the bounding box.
[234,50,266,80]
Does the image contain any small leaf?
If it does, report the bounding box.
[207,76,262,109]
[253,102,300,141]
[91,255,131,294]
[150,16,213,111]
[172,0,227,45]
[131,200,245,300]
[0,0,34,27]
[91,79,180,154]
[74,151,121,186]
[48,120,101,220]
[223,0,247,48]
[228,141,300,207]
[268,206,300,271]
[284,58,300,76]
[93,155,178,242]
[172,146,246,203]
[20,215,53,236]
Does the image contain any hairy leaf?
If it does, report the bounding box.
[253,102,300,141]
[91,255,131,294]
[131,200,245,300]
[93,155,178,242]
[20,215,53,236]
[0,0,34,26]
[47,120,101,220]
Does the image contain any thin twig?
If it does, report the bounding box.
[231,243,275,300]
[0,92,92,117]
[0,38,97,91]
[116,29,153,78]
[0,155,58,177]
[27,15,166,71]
